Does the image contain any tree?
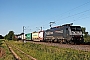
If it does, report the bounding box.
[5,31,15,40]
[4,34,8,39]
[8,31,14,40]
[0,35,4,39]
[81,27,88,38]
[81,27,86,34]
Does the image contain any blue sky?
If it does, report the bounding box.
[0,0,90,36]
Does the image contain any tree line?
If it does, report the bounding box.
[0,35,4,39]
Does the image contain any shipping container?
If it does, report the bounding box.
[25,33,32,40]
[32,32,40,41]
[21,34,26,40]
[39,31,44,41]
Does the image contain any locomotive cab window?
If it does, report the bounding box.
[70,26,82,31]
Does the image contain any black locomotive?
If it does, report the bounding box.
[43,23,84,44]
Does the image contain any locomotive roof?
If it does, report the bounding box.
[70,26,81,27]
[51,26,62,29]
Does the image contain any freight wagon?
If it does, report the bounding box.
[32,32,40,41]
[25,33,32,41]
[39,23,84,44]
[39,31,44,41]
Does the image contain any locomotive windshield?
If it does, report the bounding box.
[70,26,82,31]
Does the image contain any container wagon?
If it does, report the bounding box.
[25,33,32,41]
[39,31,44,41]
[32,32,40,41]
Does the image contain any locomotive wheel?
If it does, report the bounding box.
[52,40,54,43]
[66,40,69,44]
[60,40,63,44]
[63,40,67,44]
[69,41,75,45]
[57,40,60,43]
[53,40,57,43]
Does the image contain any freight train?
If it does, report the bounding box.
[25,23,84,44]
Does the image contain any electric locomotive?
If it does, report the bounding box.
[42,23,84,44]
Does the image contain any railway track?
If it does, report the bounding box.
[28,41,90,51]
[5,41,36,60]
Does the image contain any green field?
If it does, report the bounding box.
[6,40,90,60]
[0,40,14,60]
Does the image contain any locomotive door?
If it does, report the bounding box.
[63,28,69,39]
[66,28,69,38]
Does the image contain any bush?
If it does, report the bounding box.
[84,36,90,43]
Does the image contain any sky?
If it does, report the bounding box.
[0,0,90,36]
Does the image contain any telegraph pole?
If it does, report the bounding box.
[23,26,27,43]
[23,26,25,41]
[22,26,31,43]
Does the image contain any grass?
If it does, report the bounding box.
[0,39,14,60]
[12,48,31,60]
[7,40,90,60]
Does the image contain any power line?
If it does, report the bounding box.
[73,16,90,22]
[63,1,90,14]
[54,1,90,22]
[58,9,90,21]
[72,12,90,21]
[39,1,90,29]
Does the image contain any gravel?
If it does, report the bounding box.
[28,41,90,51]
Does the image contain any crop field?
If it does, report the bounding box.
[6,40,90,60]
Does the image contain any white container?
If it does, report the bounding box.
[39,31,44,41]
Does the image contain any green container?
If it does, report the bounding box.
[25,33,32,40]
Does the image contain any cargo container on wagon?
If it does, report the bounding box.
[39,31,44,41]
[21,34,26,40]
[32,32,40,41]
[25,33,32,41]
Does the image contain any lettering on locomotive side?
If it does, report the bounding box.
[45,32,53,35]
[55,30,63,33]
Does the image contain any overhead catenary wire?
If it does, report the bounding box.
[73,16,90,22]
[72,11,90,22]
[61,1,90,15]
[40,1,90,29]
[54,1,90,23]
[58,9,90,20]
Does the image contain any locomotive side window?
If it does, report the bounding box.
[45,31,53,35]
[66,28,68,30]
